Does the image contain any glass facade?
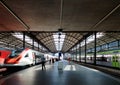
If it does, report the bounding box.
[70,33,120,69]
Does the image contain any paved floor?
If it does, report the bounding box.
[0,60,120,85]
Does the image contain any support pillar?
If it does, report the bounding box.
[85,37,87,63]
[94,32,97,65]
[23,32,25,49]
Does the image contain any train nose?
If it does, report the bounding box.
[5,57,21,64]
[0,58,5,64]
[5,58,16,64]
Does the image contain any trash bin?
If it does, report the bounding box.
[58,61,63,70]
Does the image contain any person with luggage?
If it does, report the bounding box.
[41,56,46,70]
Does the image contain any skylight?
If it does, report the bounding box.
[53,33,65,51]
[0,41,4,44]
[86,32,104,44]
[96,32,104,38]
[25,36,33,44]
[81,40,85,47]
[12,32,23,40]
[86,35,94,44]
[12,32,43,50]
[80,32,104,47]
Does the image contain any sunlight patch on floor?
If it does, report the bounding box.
[64,65,76,71]
[34,65,51,71]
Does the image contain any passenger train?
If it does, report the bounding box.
[0,48,51,66]
[0,49,11,64]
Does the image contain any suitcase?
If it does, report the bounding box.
[58,61,63,70]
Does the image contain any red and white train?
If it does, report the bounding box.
[0,48,51,66]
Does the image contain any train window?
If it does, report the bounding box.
[0,51,1,56]
[101,44,108,50]
[25,54,29,57]
[108,41,118,50]
[32,52,36,56]
[10,50,21,58]
[34,52,36,56]
[96,46,101,52]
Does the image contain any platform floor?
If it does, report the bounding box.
[0,60,120,85]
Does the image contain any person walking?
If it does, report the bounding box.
[41,56,46,70]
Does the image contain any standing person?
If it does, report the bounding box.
[49,58,51,64]
[68,57,71,64]
[41,56,46,70]
[52,58,54,63]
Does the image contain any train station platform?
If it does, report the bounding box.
[0,60,120,85]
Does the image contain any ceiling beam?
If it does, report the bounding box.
[25,32,51,52]
[67,32,93,52]
[91,4,120,30]
[37,33,53,41]
[0,33,11,39]
[66,33,81,41]
[105,33,119,41]
[0,1,30,31]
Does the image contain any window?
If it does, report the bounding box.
[101,44,108,50]
[53,33,65,51]
[108,41,118,49]
[87,49,92,53]
[96,46,101,52]
[25,54,29,57]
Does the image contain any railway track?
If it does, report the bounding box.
[0,66,28,79]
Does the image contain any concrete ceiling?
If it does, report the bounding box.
[0,0,120,31]
[0,0,120,52]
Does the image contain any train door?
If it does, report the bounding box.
[32,52,36,65]
[112,54,120,68]
[24,51,33,65]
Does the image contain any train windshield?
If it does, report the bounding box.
[9,49,23,58]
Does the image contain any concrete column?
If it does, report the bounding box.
[85,37,87,63]
[32,38,34,49]
[23,32,25,49]
[94,32,96,65]
[79,43,81,62]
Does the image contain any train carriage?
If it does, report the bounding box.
[1,48,45,66]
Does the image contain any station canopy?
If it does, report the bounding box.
[0,0,120,52]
